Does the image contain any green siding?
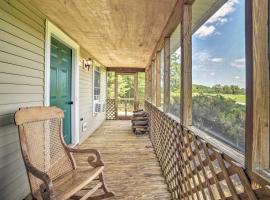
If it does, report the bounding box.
[0,0,45,199]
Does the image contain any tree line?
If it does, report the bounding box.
[192,84,245,95]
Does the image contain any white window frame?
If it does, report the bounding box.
[93,65,101,115]
[44,20,80,145]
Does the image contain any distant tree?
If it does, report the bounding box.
[222,85,232,94]
[213,84,222,94]
[107,72,115,99]
[192,94,245,151]
[169,52,181,116]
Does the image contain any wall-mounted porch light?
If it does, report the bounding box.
[83,58,93,71]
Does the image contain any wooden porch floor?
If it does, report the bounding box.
[77,120,171,200]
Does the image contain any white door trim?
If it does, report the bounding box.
[44,19,80,145]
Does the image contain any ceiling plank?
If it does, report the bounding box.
[30,0,177,68]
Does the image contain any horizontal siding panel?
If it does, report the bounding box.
[0,40,44,63]
[80,93,91,98]
[0,131,18,148]
[6,182,29,200]
[80,88,91,93]
[0,157,23,179]
[0,94,43,105]
[0,101,43,116]
[20,0,45,20]
[0,166,25,190]
[0,84,43,94]
[0,114,13,126]
[0,18,44,48]
[0,141,20,158]
[0,8,45,41]
[0,29,44,55]
[0,51,44,71]
[0,0,44,33]
[0,125,17,137]
[80,76,92,81]
[80,85,92,90]
[0,7,44,40]
[0,171,29,200]
[0,147,21,169]
[80,78,93,85]
[0,62,43,78]
[0,73,43,85]
[0,158,25,186]
[4,0,44,25]
[0,168,27,194]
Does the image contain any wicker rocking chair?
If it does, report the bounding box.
[15,106,114,200]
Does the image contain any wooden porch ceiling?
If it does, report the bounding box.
[29,0,178,68]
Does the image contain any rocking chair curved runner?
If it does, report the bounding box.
[15,106,114,200]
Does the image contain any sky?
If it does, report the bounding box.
[192,0,246,88]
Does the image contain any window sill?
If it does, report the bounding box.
[188,126,245,166]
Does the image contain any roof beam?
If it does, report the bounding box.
[107,67,145,73]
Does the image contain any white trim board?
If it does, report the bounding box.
[45,19,80,145]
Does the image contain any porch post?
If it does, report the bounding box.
[180,4,192,126]
[134,72,139,110]
[148,65,152,102]
[115,73,118,118]
[164,37,170,113]
[151,60,156,105]
[156,51,161,107]
[246,0,270,180]
[145,67,148,101]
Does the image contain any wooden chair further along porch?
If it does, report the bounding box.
[14,106,114,200]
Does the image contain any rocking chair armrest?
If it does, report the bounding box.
[22,153,56,199]
[67,147,104,167]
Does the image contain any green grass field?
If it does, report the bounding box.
[193,93,246,104]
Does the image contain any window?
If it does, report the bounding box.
[169,24,181,117]
[160,48,165,109]
[192,0,246,152]
[94,66,101,101]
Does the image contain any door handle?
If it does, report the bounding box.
[67,101,74,105]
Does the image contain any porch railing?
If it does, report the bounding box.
[106,98,145,120]
[106,99,116,120]
[145,101,269,200]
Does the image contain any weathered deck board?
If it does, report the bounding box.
[77,120,171,200]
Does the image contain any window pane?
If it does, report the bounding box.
[94,70,100,88]
[169,24,181,117]
[192,0,245,152]
[107,71,115,99]
[94,67,101,101]
[160,48,164,109]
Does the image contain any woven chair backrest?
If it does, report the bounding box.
[15,107,74,193]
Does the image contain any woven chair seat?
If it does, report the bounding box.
[34,166,104,199]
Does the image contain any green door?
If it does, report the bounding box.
[50,37,72,144]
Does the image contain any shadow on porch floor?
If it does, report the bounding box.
[77,120,171,200]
